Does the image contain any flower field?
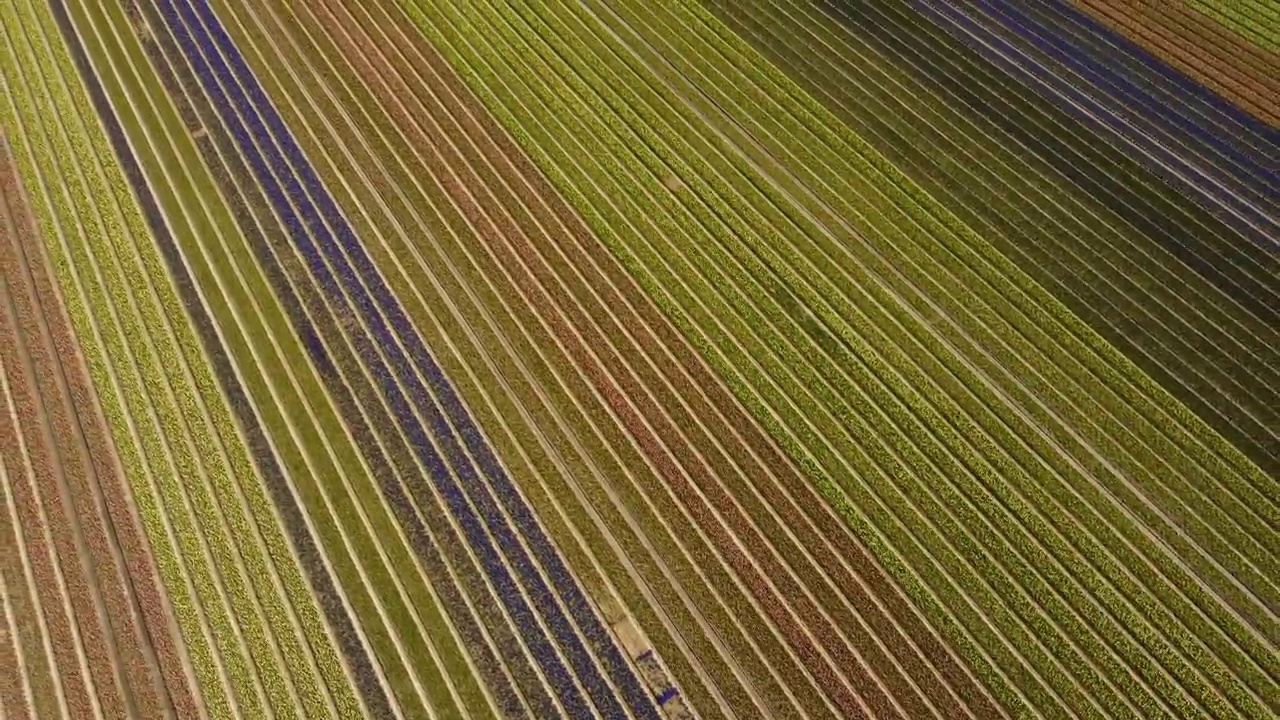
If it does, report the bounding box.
[2,1,1275,718]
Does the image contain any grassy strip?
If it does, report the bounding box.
[1185,0,1280,53]
[560,0,1277,713]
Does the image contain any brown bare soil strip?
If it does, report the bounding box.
[1,459,41,720]
[1,138,197,720]
[1072,0,1280,125]
[0,186,96,720]
[308,1,1001,717]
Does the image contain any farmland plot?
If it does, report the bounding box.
[4,0,1275,719]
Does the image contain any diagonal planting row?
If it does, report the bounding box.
[707,0,1280,484]
[7,0,380,716]
[1,132,197,720]
[397,0,1278,718]
[138,0,666,716]
[212,0,1009,716]
[1068,0,1280,126]
[1185,0,1280,54]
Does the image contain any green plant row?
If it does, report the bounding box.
[222,0,798,715]
[707,0,1280,462]
[395,0,1276,718]
[1184,0,1280,53]
[600,0,1278,692]
[65,0,503,716]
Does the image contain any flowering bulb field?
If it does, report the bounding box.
[2,0,1276,718]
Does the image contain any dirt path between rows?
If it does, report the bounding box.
[1,134,198,720]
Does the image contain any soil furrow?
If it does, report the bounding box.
[0,403,41,720]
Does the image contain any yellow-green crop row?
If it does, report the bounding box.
[3,0,367,717]
[1184,0,1280,52]
[709,0,1280,470]
[394,0,1276,718]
